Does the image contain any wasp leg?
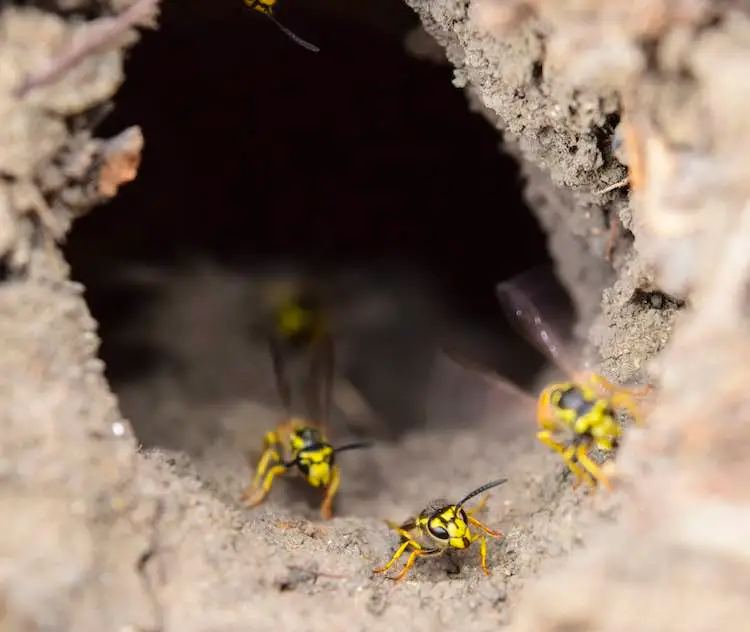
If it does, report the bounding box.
[583,372,652,398]
[240,427,289,506]
[466,495,489,517]
[467,515,503,538]
[583,373,652,426]
[562,442,597,490]
[468,533,494,576]
[383,519,412,536]
[373,538,418,575]
[574,443,613,490]
[537,431,591,487]
[241,462,289,507]
[319,464,341,520]
[391,548,437,583]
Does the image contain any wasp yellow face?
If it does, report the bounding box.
[421,506,472,550]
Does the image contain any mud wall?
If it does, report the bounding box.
[404,1,750,629]
[2,1,750,631]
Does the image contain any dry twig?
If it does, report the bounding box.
[14,0,160,98]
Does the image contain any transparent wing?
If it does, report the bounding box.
[304,332,334,432]
[495,265,583,379]
[422,499,451,516]
[431,350,537,425]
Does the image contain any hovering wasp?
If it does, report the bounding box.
[451,267,652,490]
[240,278,371,519]
[244,0,320,52]
[373,478,507,583]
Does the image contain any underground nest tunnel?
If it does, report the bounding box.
[62,0,560,455]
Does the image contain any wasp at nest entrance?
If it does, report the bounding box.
[240,277,371,519]
[443,265,654,491]
[240,419,370,519]
[373,478,507,583]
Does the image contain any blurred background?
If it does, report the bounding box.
[62,0,571,449]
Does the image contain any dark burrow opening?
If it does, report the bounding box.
[63,0,562,443]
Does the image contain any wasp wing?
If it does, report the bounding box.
[435,349,537,410]
[495,264,584,379]
[304,331,334,432]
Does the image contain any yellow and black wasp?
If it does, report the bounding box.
[448,266,653,490]
[373,478,507,583]
[244,0,320,52]
[240,278,371,519]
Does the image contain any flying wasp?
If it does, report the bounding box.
[373,478,507,583]
[240,278,371,519]
[448,266,652,491]
[244,0,320,52]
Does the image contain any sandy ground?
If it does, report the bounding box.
[98,259,600,631]
[119,330,604,631]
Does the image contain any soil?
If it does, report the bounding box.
[3,1,750,631]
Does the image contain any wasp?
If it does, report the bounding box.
[239,419,370,519]
[240,279,371,519]
[244,0,320,52]
[451,267,652,490]
[373,478,507,583]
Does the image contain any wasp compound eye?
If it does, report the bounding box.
[428,522,450,540]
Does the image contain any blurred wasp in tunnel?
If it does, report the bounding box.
[244,0,320,52]
[240,278,371,519]
[373,478,507,583]
[449,266,652,491]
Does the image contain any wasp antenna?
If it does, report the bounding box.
[456,478,508,509]
[332,441,373,454]
[268,15,320,52]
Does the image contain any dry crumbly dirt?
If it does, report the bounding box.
[4,1,750,631]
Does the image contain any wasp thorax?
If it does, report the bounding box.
[293,426,324,448]
[556,385,585,410]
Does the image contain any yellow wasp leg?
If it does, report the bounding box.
[384,521,414,540]
[472,533,492,576]
[467,515,502,538]
[252,443,280,489]
[466,495,489,517]
[392,548,432,583]
[240,422,294,504]
[576,371,651,397]
[537,431,592,486]
[241,463,288,507]
[373,539,418,575]
[582,373,652,426]
[561,443,597,490]
[574,443,613,490]
[319,464,341,520]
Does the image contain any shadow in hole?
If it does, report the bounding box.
[65,2,551,447]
